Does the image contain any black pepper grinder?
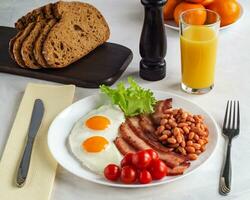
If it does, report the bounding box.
[139,0,167,81]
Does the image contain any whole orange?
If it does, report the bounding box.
[207,0,241,26]
[163,0,183,20]
[173,2,206,25]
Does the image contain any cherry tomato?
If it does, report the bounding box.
[139,169,152,184]
[104,164,120,181]
[145,149,159,161]
[149,159,167,180]
[132,150,152,169]
[121,153,134,167]
[120,166,137,184]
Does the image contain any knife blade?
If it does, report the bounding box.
[16,99,44,187]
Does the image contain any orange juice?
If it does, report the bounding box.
[180,26,218,89]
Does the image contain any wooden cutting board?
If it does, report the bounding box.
[0,26,133,88]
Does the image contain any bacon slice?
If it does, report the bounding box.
[114,137,137,155]
[127,117,172,153]
[119,123,187,168]
[139,115,156,134]
[152,99,173,124]
[166,162,190,176]
[120,123,151,150]
[155,98,172,113]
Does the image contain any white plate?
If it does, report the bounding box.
[164,3,243,31]
[48,91,219,188]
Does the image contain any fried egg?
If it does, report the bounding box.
[68,105,125,174]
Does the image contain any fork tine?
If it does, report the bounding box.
[232,101,236,129]
[228,101,233,129]
[223,101,229,129]
[237,101,240,130]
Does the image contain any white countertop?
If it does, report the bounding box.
[1,0,250,199]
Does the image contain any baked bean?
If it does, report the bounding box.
[179,128,184,134]
[196,150,202,155]
[165,124,172,130]
[193,143,201,150]
[187,140,193,146]
[178,122,188,127]
[173,127,181,136]
[160,118,168,125]
[194,115,202,123]
[201,145,206,152]
[156,125,165,135]
[181,141,186,147]
[200,124,205,131]
[196,123,201,129]
[168,119,177,127]
[176,134,183,143]
[194,134,200,141]
[162,130,171,136]
[159,134,168,141]
[188,132,195,140]
[167,137,177,144]
[183,126,189,134]
[197,131,206,136]
[181,112,188,119]
[198,115,204,121]
[186,146,195,153]
[187,116,195,122]
[188,153,198,160]
[191,127,200,133]
[198,139,205,146]
[178,147,187,156]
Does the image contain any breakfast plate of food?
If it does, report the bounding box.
[48,78,219,187]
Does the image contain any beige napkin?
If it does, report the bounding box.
[0,83,75,200]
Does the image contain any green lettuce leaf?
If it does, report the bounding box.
[100,77,156,117]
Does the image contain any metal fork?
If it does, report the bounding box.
[219,100,240,195]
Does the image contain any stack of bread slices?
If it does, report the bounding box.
[9,1,110,69]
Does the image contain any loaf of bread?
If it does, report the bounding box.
[10,1,110,69]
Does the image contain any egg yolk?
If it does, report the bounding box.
[85,115,110,130]
[82,136,108,152]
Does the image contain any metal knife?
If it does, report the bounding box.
[16,99,45,187]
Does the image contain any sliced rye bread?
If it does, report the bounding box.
[15,3,54,30]
[21,20,47,69]
[12,22,36,68]
[9,31,23,60]
[34,19,57,67]
[42,1,110,68]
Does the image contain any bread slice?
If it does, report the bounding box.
[21,20,47,69]
[15,3,54,30]
[9,31,23,60]
[42,1,110,68]
[43,3,55,19]
[34,19,57,67]
[12,22,36,68]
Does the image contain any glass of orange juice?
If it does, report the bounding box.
[180,9,220,94]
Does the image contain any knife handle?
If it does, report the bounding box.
[16,138,34,187]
